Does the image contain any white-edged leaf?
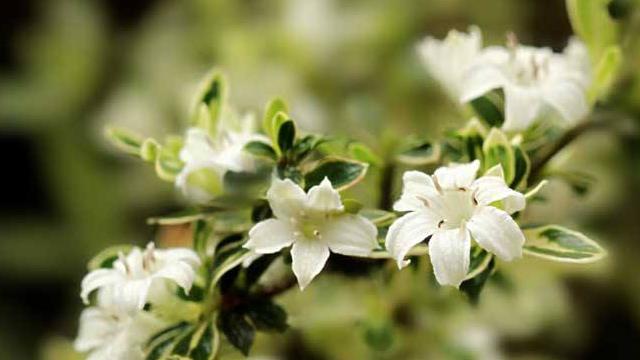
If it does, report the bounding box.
[523,225,606,263]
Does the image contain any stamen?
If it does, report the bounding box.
[432,176,443,194]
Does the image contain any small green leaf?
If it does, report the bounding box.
[460,258,495,305]
[147,209,216,226]
[510,145,530,189]
[566,0,618,61]
[246,300,288,333]
[304,157,368,191]
[348,142,382,167]
[262,98,288,140]
[140,138,161,162]
[244,141,277,161]
[589,45,622,103]
[105,127,144,155]
[469,90,504,128]
[155,149,184,182]
[268,111,289,154]
[87,245,132,270]
[343,199,364,214]
[359,209,396,227]
[277,120,296,153]
[293,135,324,162]
[192,71,227,134]
[218,310,255,356]
[482,128,515,184]
[211,246,253,285]
[145,322,192,360]
[523,225,606,263]
[189,321,220,360]
[396,141,440,166]
[464,248,492,281]
[193,219,214,257]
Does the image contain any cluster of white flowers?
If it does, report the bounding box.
[177,114,267,202]
[418,27,591,131]
[75,243,200,360]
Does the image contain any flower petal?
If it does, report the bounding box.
[467,206,524,261]
[428,227,471,287]
[393,171,439,212]
[502,84,542,132]
[471,173,526,214]
[306,177,343,213]
[417,26,482,99]
[291,240,330,290]
[460,59,507,103]
[266,178,307,219]
[542,80,588,126]
[74,307,118,352]
[80,269,121,304]
[385,210,440,268]
[154,261,197,293]
[322,215,378,257]
[433,160,480,189]
[245,219,295,254]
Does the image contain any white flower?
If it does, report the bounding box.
[417,26,482,100]
[176,114,267,202]
[460,38,591,132]
[80,242,201,310]
[244,178,378,289]
[74,304,165,360]
[385,160,526,287]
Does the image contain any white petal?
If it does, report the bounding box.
[428,227,471,287]
[291,240,330,290]
[80,269,122,304]
[385,210,440,268]
[266,178,307,219]
[179,128,218,165]
[245,219,295,254]
[306,177,343,213]
[467,206,524,261]
[74,307,117,352]
[322,215,378,257]
[434,160,480,189]
[460,60,507,103]
[542,80,588,126]
[393,171,439,212]
[471,174,526,214]
[111,279,153,310]
[502,84,542,132]
[157,247,201,268]
[154,261,197,293]
[417,26,482,99]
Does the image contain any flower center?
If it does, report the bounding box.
[291,210,327,241]
[509,51,550,86]
[436,188,476,230]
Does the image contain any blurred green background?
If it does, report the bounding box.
[1,0,640,359]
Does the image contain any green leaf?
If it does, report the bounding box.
[523,225,606,263]
[105,127,144,155]
[267,111,289,154]
[140,138,161,162]
[460,258,495,305]
[155,148,184,182]
[469,90,504,128]
[464,248,492,281]
[193,219,214,258]
[343,199,364,214]
[246,300,288,333]
[262,98,288,140]
[304,157,368,191]
[87,244,132,270]
[396,141,440,166]
[244,141,277,161]
[589,45,622,103]
[293,135,324,162]
[277,120,296,153]
[510,145,531,189]
[566,0,618,61]
[482,128,515,184]
[145,322,192,360]
[189,321,220,360]
[359,209,396,227]
[348,142,382,167]
[218,310,255,356]
[192,71,227,134]
[211,246,253,285]
[147,209,216,226]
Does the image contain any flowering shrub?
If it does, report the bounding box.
[74,4,618,358]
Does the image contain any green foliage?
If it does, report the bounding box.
[304,157,369,191]
[145,320,220,360]
[523,225,606,262]
[589,45,622,102]
[460,258,496,305]
[482,128,515,183]
[396,141,440,166]
[566,0,619,62]
[469,90,504,128]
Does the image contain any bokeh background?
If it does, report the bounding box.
[1,0,640,359]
